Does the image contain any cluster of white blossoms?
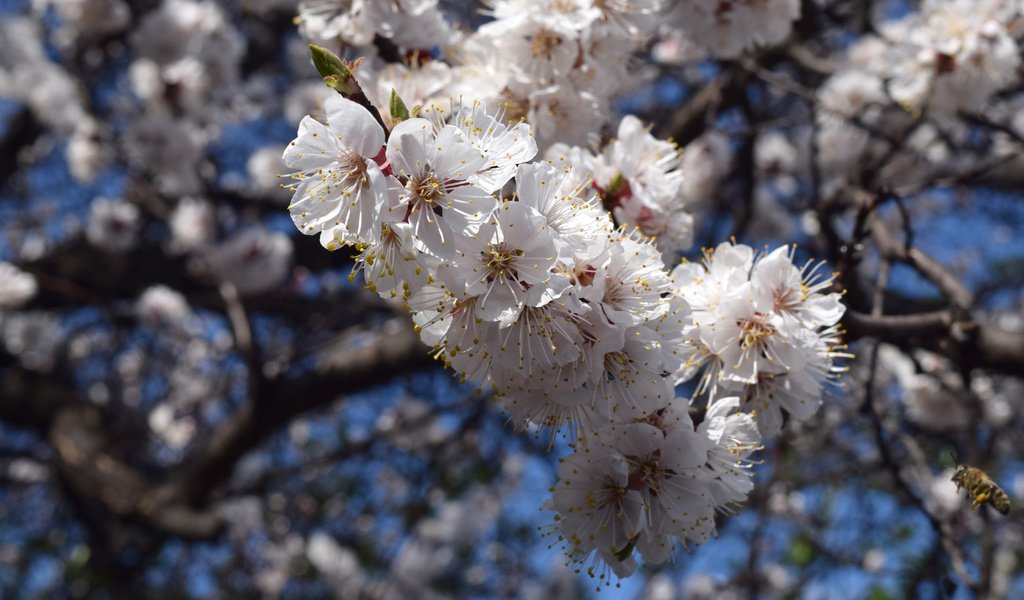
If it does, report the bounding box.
[296,1,803,152]
[811,0,1024,191]
[878,344,1016,433]
[550,398,759,581]
[547,115,694,259]
[298,0,451,50]
[663,0,801,59]
[86,198,141,253]
[883,0,1022,116]
[280,0,851,584]
[0,18,86,136]
[671,243,848,438]
[282,40,846,574]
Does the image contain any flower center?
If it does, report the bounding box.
[411,172,445,204]
[551,0,577,13]
[531,29,563,58]
[738,312,776,348]
[499,90,530,122]
[590,479,627,509]
[772,285,801,314]
[627,452,667,493]
[935,51,957,75]
[338,149,369,189]
[379,223,398,245]
[483,242,524,280]
[594,172,632,213]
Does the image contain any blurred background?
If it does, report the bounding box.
[2,0,1024,598]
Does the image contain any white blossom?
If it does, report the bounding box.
[384,117,496,257]
[247,145,291,201]
[0,18,86,134]
[549,399,758,582]
[2,311,64,371]
[123,114,203,195]
[442,100,538,193]
[664,0,801,58]
[136,285,193,327]
[67,120,112,183]
[0,262,38,309]
[480,15,580,88]
[357,61,453,129]
[86,198,141,252]
[307,533,365,597]
[284,95,390,246]
[206,228,293,295]
[446,200,568,322]
[589,115,693,257]
[169,197,216,253]
[680,131,732,210]
[148,403,196,449]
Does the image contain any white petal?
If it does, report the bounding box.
[283,116,338,171]
[386,118,434,177]
[325,95,385,158]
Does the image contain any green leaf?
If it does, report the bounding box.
[390,89,410,124]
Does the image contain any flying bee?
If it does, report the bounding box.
[951,455,1010,515]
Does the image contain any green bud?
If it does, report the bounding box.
[309,45,362,96]
[390,89,410,124]
[309,44,348,78]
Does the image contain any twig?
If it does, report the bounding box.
[868,217,973,310]
[862,332,978,590]
[164,316,434,505]
[860,253,978,591]
[219,281,255,362]
[657,68,741,146]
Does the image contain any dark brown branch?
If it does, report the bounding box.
[861,340,977,589]
[0,314,436,541]
[843,306,1024,378]
[0,363,75,431]
[972,326,1024,375]
[0,365,223,539]
[50,405,224,539]
[0,107,43,187]
[657,68,743,146]
[868,217,973,309]
[843,309,953,342]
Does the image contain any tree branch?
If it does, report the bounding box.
[657,68,743,146]
[0,314,436,541]
[0,107,42,187]
[165,316,435,506]
[50,405,224,539]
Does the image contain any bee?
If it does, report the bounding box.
[951,455,1010,515]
